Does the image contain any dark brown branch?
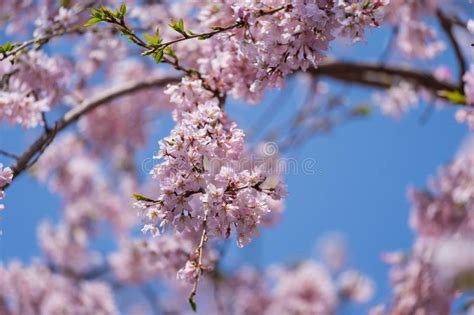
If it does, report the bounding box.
[4,75,179,189]
[436,9,467,87]
[311,60,460,96]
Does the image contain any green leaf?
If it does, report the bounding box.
[84,17,102,27]
[119,3,127,16]
[363,0,372,9]
[0,41,16,53]
[143,33,161,45]
[125,35,135,43]
[164,46,176,58]
[143,33,155,43]
[351,104,371,116]
[169,18,186,35]
[152,50,164,64]
[188,297,197,312]
[197,34,212,40]
[454,271,474,292]
[60,0,72,8]
[132,194,156,203]
[438,90,467,105]
[89,8,102,19]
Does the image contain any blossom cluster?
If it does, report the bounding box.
[374,81,419,118]
[385,0,445,59]
[35,134,138,274]
[193,0,388,100]
[0,261,118,315]
[137,77,287,250]
[0,51,70,128]
[0,163,13,211]
[408,139,474,237]
[109,231,218,284]
[34,6,80,38]
[378,139,474,314]
[163,255,374,315]
[335,0,389,42]
[78,60,172,155]
[456,64,474,128]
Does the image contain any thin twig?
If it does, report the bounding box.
[377,26,398,64]
[0,149,19,160]
[143,21,245,56]
[0,26,83,61]
[188,219,209,311]
[0,0,98,61]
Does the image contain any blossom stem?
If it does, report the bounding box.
[189,218,209,311]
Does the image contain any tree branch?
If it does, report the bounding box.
[436,9,467,87]
[4,75,179,189]
[311,60,460,96]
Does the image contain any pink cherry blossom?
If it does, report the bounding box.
[0,164,13,211]
[374,81,419,118]
[0,51,70,128]
[0,261,118,315]
[337,270,375,303]
[463,64,474,105]
[266,262,338,315]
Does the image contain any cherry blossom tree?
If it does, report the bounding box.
[0,0,473,314]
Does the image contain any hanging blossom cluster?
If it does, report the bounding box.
[137,77,287,250]
[154,233,374,314]
[0,164,13,211]
[129,0,389,291]
[109,231,218,284]
[0,50,70,128]
[384,0,445,59]
[35,134,138,275]
[376,139,474,314]
[0,262,118,315]
[162,253,375,315]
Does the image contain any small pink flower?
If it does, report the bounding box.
[177,260,199,282]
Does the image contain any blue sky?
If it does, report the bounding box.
[0,15,473,313]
